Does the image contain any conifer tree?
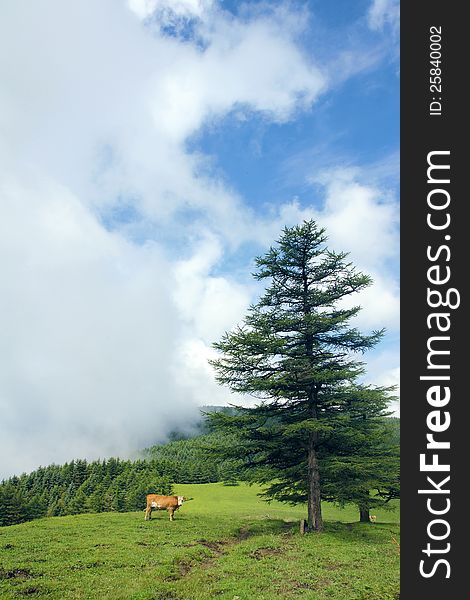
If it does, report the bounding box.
[0,483,27,526]
[318,386,399,520]
[209,221,394,531]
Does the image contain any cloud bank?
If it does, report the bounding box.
[0,0,399,477]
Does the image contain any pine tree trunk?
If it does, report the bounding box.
[304,261,323,533]
[307,434,323,531]
[359,506,370,522]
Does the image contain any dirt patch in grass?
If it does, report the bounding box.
[177,561,193,577]
[14,587,48,597]
[311,577,333,590]
[196,539,226,554]
[280,577,332,595]
[153,592,180,600]
[0,568,39,580]
[167,529,253,582]
[250,547,282,560]
[236,526,251,541]
[165,559,196,581]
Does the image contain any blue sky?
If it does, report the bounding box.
[0,0,400,478]
[189,71,399,210]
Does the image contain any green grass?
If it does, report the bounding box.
[0,483,399,599]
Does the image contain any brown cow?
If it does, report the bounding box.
[144,494,186,521]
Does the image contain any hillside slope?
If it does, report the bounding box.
[0,483,399,599]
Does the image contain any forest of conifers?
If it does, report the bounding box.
[0,408,242,526]
[0,410,399,527]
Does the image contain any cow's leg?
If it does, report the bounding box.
[168,508,174,521]
[145,506,152,520]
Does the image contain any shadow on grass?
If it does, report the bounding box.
[234,517,399,545]
[321,520,400,545]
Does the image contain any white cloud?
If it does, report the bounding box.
[173,233,252,342]
[147,19,326,142]
[0,0,329,477]
[128,0,214,21]
[0,1,398,478]
[0,166,202,470]
[312,168,398,267]
[363,354,400,416]
[311,168,399,332]
[367,0,400,33]
[172,339,231,407]
[0,0,326,234]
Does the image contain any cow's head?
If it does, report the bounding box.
[177,496,185,506]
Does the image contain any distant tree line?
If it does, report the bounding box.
[0,412,399,527]
[0,457,172,527]
[0,427,243,527]
[143,430,244,486]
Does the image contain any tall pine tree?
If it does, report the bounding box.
[209,221,395,531]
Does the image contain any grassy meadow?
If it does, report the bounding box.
[0,483,399,599]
